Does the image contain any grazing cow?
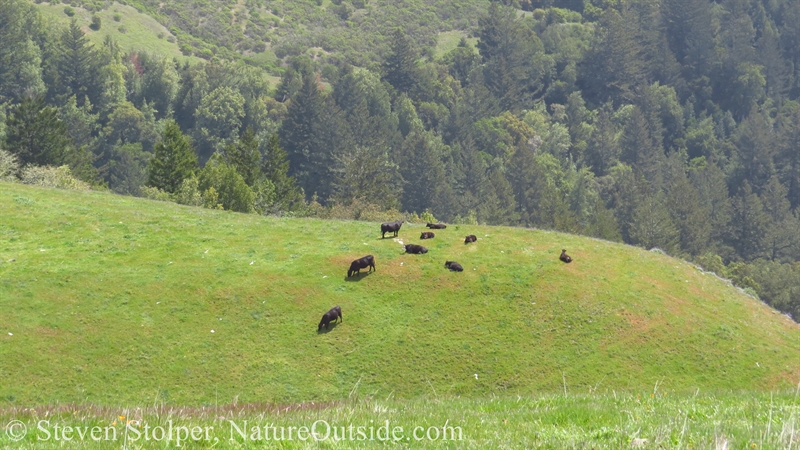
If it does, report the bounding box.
[464,235,477,244]
[420,231,435,239]
[318,305,342,331]
[381,221,404,238]
[426,223,447,229]
[560,249,573,263]
[347,255,375,277]
[445,261,463,272]
[404,244,428,254]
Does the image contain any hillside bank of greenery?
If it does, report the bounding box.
[1,182,800,405]
[2,0,800,321]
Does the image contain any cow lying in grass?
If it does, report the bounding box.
[348,255,375,277]
[404,244,428,254]
[381,221,404,238]
[318,305,342,331]
[426,223,447,229]
[445,261,463,272]
[464,235,477,243]
[420,232,435,239]
[560,249,573,263]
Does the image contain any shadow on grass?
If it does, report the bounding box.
[316,321,340,334]
[344,272,372,282]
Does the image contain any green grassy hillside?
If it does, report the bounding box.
[34,2,199,63]
[1,182,799,406]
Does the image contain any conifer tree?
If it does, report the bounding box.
[225,127,261,187]
[147,120,197,193]
[261,133,303,212]
[382,29,418,95]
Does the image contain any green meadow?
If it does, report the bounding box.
[33,2,199,63]
[2,392,800,448]
[2,182,800,447]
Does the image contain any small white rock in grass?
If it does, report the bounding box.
[40,249,46,252]
[474,374,478,380]
[168,262,172,265]
[756,362,760,367]
[323,276,328,278]
[211,330,215,333]
[204,249,209,254]
[8,333,12,336]
[156,302,160,305]
[250,261,254,265]
[400,262,404,266]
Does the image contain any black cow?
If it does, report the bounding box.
[464,235,477,244]
[381,221,404,238]
[426,223,447,229]
[560,249,573,263]
[404,244,428,254]
[318,305,342,331]
[445,261,463,272]
[348,255,376,277]
[420,231,435,239]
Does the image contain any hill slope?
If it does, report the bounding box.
[1,182,799,405]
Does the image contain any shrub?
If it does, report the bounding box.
[20,165,90,191]
[63,6,75,16]
[90,15,101,30]
[0,149,20,182]
[113,13,122,21]
[118,25,128,33]
[139,186,173,202]
[174,175,203,207]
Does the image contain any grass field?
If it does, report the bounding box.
[2,391,800,448]
[434,30,478,58]
[33,2,200,64]
[1,182,800,409]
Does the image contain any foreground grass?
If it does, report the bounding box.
[1,182,800,406]
[2,391,800,448]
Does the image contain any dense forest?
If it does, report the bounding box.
[2,0,800,319]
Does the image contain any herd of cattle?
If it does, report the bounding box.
[319,221,573,331]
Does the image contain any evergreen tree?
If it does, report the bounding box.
[667,171,711,255]
[0,0,46,103]
[776,102,800,208]
[280,72,323,196]
[689,161,733,257]
[225,127,261,187]
[629,190,680,253]
[55,20,101,107]
[730,106,775,193]
[260,133,303,212]
[382,29,418,95]
[760,176,800,261]
[585,103,618,176]
[728,181,769,261]
[332,145,400,210]
[147,120,197,193]
[476,2,546,110]
[397,130,449,215]
[4,95,70,167]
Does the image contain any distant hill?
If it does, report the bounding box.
[33,2,200,63]
[29,0,488,68]
[1,182,799,405]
